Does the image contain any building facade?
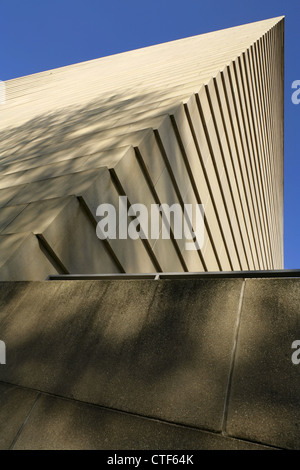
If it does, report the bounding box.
[0,17,284,280]
[2,17,300,452]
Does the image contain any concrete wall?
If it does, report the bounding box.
[0,17,284,279]
[0,276,298,449]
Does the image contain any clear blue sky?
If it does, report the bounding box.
[1,0,299,269]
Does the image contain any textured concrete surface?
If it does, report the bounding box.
[0,276,299,449]
[227,279,300,449]
[0,279,242,431]
[10,393,274,450]
[0,383,38,450]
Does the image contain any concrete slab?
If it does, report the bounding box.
[0,233,60,281]
[226,279,300,449]
[0,279,243,432]
[12,393,275,450]
[2,196,120,275]
[6,168,107,206]
[0,382,39,450]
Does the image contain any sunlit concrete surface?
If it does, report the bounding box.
[0,17,284,279]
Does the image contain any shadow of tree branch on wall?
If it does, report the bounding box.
[0,279,242,433]
[0,88,173,166]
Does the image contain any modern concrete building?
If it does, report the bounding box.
[0,16,284,279]
[1,17,298,451]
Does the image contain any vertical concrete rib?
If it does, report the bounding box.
[221,69,265,268]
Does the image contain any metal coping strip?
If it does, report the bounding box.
[47,269,300,281]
